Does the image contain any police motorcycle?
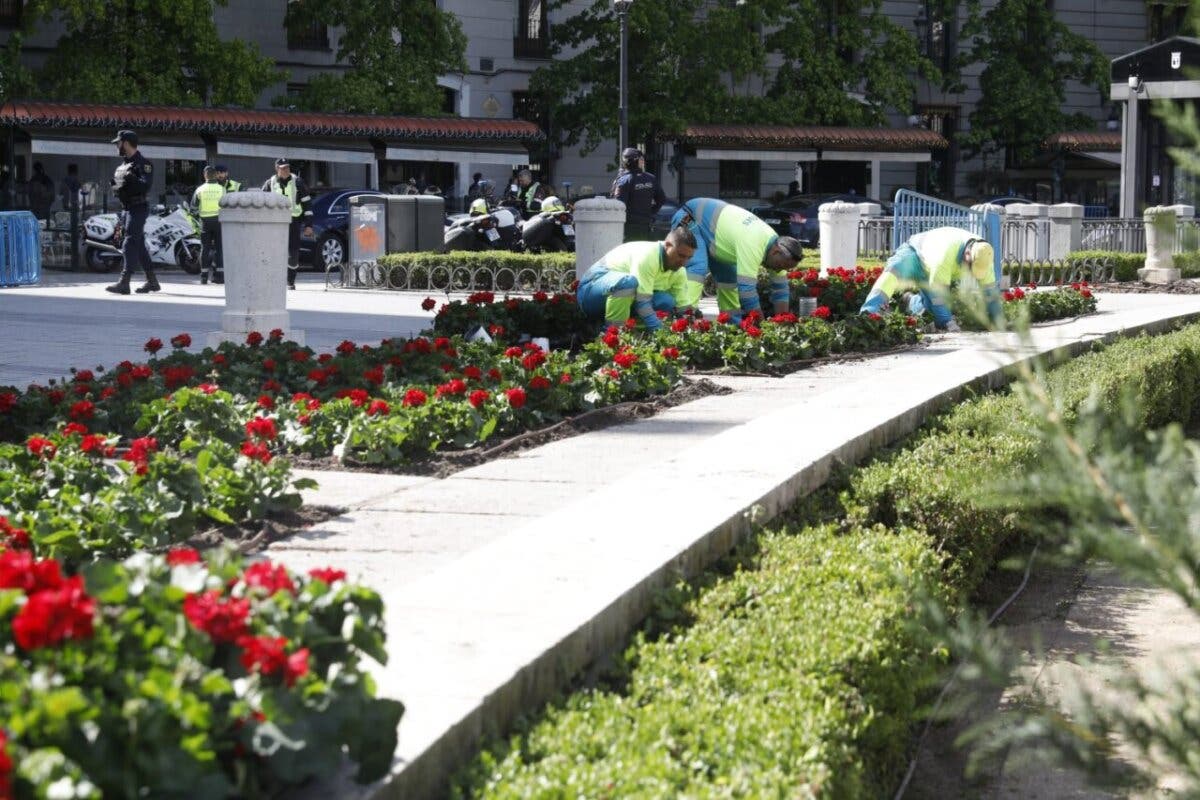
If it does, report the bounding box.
[443,195,523,252]
[83,204,202,273]
[517,195,575,253]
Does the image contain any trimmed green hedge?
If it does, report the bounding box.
[455,323,1200,799]
[1063,250,1200,281]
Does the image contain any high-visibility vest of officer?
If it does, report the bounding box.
[670,198,803,321]
[191,172,225,219]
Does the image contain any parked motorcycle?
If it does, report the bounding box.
[443,199,522,252]
[83,205,202,274]
[519,196,575,253]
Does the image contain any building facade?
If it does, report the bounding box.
[0,0,1172,213]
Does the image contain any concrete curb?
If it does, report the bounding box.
[292,296,1200,800]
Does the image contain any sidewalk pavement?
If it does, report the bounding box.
[271,292,1200,799]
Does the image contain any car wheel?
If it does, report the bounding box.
[317,233,346,270]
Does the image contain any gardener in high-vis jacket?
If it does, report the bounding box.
[576,226,698,331]
[671,197,803,322]
[859,226,1001,332]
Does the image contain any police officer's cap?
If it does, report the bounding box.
[275,158,290,168]
[111,130,138,145]
[215,164,229,172]
[203,165,217,177]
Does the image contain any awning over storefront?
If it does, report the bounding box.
[670,123,948,199]
[30,136,207,161]
[384,146,528,165]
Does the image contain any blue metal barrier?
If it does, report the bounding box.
[892,189,1002,284]
[0,211,41,287]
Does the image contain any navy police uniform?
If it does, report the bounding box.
[612,168,666,242]
[105,130,158,295]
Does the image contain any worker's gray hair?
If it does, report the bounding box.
[668,225,697,249]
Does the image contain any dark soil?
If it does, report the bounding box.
[185,505,343,555]
[287,377,732,479]
[1095,279,1200,294]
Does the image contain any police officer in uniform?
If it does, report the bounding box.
[191,166,225,285]
[216,164,240,194]
[510,168,549,219]
[105,130,158,295]
[262,158,313,290]
[611,147,666,242]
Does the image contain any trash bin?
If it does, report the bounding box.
[385,195,446,253]
[348,195,388,266]
[0,211,42,287]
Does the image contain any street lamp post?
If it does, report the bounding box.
[613,0,633,158]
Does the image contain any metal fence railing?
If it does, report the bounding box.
[892,189,1001,284]
[857,217,893,260]
[1000,218,1050,263]
[329,260,578,294]
[1003,255,1115,286]
[1080,218,1146,253]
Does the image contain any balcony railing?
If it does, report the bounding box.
[513,35,548,59]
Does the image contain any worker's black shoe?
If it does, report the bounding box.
[213,272,224,285]
[200,272,208,285]
[105,276,131,295]
[287,283,296,291]
[135,274,161,294]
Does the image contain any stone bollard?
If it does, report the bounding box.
[207,191,305,347]
[1140,206,1179,284]
[1048,203,1083,261]
[1169,204,1197,252]
[819,201,860,272]
[573,198,626,278]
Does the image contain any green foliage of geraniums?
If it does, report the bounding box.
[956,282,1098,331]
[430,290,592,348]
[0,426,306,564]
[454,322,1200,799]
[0,542,401,799]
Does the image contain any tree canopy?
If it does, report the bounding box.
[279,0,467,115]
[532,0,936,160]
[21,0,279,107]
[957,0,1108,164]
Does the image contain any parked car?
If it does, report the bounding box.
[751,194,895,246]
[300,189,386,270]
[985,196,1035,207]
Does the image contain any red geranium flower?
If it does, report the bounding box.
[62,422,88,436]
[488,368,502,381]
[0,392,16,413]
[462,365,483,381]
[505,387,527,409]
[363,366,385,386]
[613,350,639,368]
[212,353,228,366]
[421,297,437,311]
[560,372,572,384]
[670,318,689,333]
[522,351,546,371]
[336,339,357,355]
[100,386,117,400]
[130,365,152,381]
[504,346,523,358]
[308,567,347,584]
[292,350,310,363]
[73,369,94,383]
[403,388,427,407]
[0,518,30,551]
[170,333,192,348]
[11,575,95,650]
[623,318,637,330]
[436,379,467,398]
[257,394,275,410]
[197,383,219,394]
[246,331,264,346]
[468,389,489,408]
[262,359,276,372]
[241,440,272,463]
[661,347,681,360]
[238,634,288,675]
[367,399,390,416]
[717,312,733,324]
[144,337,163,354]
[245,416,278,441]
[533,291,549,302]
[26,436,56,459]
[269,328,285,341]
[602,327,621,349]
[184,590,249,643]
[905,316,917,327]
[167,547,202,566]
[242,560,296,595]
[529,375,552,390]
[0,549,63,593]
[867,312,883,322]
[811,306,831,319]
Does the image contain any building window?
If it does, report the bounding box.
[514,0,548,59]
[441,86,457,115]
[286,2,329,50]
[917,0,956,73]
[0,0,20,27]
[1148,2,1188,41]
[719,161,760,199]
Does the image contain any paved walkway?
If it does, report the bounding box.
[0,271,440,386]
[269,292,1200,799]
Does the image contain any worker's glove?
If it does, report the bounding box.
[943,319,962,333]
